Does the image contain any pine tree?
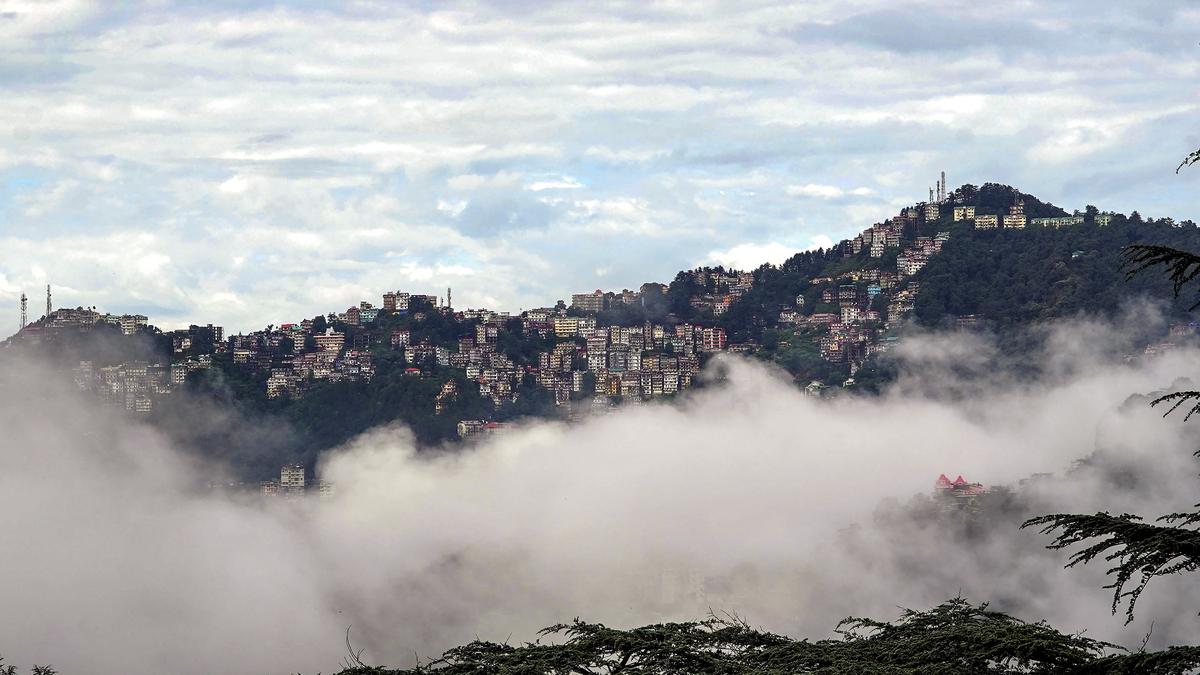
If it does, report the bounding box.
[334,598,1200,674]
[1025,241,1200,623]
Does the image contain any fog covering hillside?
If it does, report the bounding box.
[6,184,1200,489]
[3,309,1200,673]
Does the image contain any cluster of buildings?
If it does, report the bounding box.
[74,355,212,413]
[256,321,380,400]
[1139,322,1200,358]
[13,305,219,414]
[690,270,755,316]
[967,199,1027,229]
[258,463,335,500]
[954,200,1114,231]
[789,184,962,370]
[18,305,150,340]
[9,175,1145,429]
[420,301,722,420]
[897,234,950,278]
[934,473,988,507]
[848,218,905,258]
[794,277,889,367]
[792,175,1113,373]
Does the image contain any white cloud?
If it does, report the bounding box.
[786,184,875,199]
[4,328,1200,671]
[526,176,584,191]
[447,172,523,191]
[705,235,836,269]
[705,242,797,269]
[0,1,1196,336]
[583,145,668,164]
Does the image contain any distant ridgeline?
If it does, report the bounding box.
[3,181,1198,480]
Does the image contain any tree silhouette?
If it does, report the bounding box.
[1024,235,1200,623]
[334,599,1200,674]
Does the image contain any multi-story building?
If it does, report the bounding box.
[281,464,305,493]
[838,285,859,306]
[701,327,726,352]
[570,291,606,313]
[475,323,499,348]
[1031,216,1084,228]
[553,316,580,338]
[974,214,999,229]
[116,314,148,335]
[383,291,410,311]
[314,328,345,352]
[266,370,299,399]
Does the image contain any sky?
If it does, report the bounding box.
[1,0,1198,335]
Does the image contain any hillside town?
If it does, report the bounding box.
[0,178,1151,442]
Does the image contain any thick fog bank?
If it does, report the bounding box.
[2,316,1200,673]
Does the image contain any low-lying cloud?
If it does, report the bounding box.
[2,313,1200,673]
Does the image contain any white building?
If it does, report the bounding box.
[281,464,305,493]
[974,214,999,229]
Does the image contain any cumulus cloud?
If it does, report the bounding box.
[1,2,1198,336]
[526,175,584,191]
[705,236,834,269]
[786,183,875,199]
[3,315,1200,673]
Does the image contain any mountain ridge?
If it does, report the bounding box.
[5,182,1198,481]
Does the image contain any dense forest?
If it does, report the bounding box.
[915,213,1200,328]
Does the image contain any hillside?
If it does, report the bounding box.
[5,181,1198,482]
[914,213,1200,327]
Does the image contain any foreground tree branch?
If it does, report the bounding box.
[1023,512,1200,623]
[331,599,1200,674]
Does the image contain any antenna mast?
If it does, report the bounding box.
[19,293,27,330]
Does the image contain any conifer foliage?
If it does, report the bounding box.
[1025,240,1200,623]
[335,599,1200,674]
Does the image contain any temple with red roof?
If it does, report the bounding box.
[934,473,987,498]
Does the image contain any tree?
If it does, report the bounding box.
[333,599,1200,674]
[1179,149,1200,173]
[1024,243,1200,623]
[0,658,55,675]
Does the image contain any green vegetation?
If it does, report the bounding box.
[334,599,1200,674]
[914,215,1200,328]
[1024,243,1200,625]
[0,658,55,675]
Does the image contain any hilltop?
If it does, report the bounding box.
[5,180,1198,481]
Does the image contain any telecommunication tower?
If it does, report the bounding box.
[19,293,27,330]
[45,284,52,319]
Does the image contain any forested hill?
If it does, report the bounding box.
[913,212,1200,327]
[7,181,1200,482]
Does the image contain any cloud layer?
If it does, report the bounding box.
[1,1,1199,332]
[3,314,1200,673]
